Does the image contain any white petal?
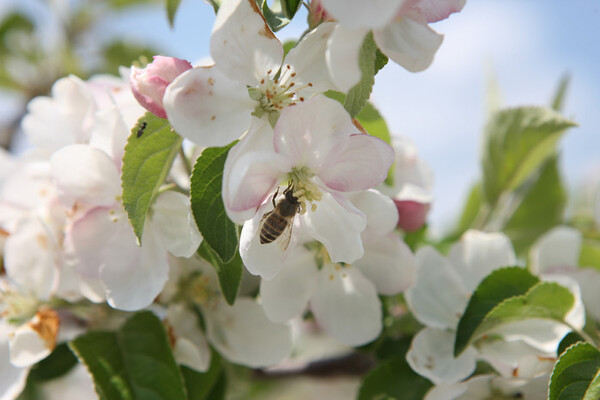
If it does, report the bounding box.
[320,0,405,28]
[210,0,283,84]
[9,311,59,368]
[22,75,96,151]
[274,95,356,168]
[449,230,517,293]
[406,328,477,384]
[163,66,254,147]
[569,268,600,321]
[326,25,368,92]
[302,190,366,264]
[4,216,59,300]
[355,233,415,295]
[541,274,586,331]
[37,364,97,400]
[348,189,398,235]
[310,264,381,346]
[425,375,494,400]
[149,191,201,258]
[406,246,469,329]
[477,339,554,378]
[259,246,318,322]
[0,324,28,400]
[374,17,443,73]
[99,215,169,311]
[319,134,395,192]
[491,319,571,355]
[529,226,581,274]
[50,144,120,207]
[167,304,211,372]
[204,297,292,367]
[284,22,337,94]
[404,0,466,23]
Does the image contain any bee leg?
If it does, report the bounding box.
[272,186,280,208]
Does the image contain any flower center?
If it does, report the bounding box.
[249,65,313,125]
[0,288,40,325]
[180,272,220,309]
[286,166,322,213]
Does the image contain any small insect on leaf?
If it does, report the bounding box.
[137,121,147,138]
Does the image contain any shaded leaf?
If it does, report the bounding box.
[549,342,600,400]
[558,332,585,356]
[197,241,243,305]
[455,183,484,236]
[190,142,239,263]
[344,33,378,118]
[357,357,432,400]
[261,0,292,32]
[28,343,78,382]
[551,74,570,112]
[580,239,600,271]
[181,350,222,400]
[122,112,183,243]
[166,0,182,27]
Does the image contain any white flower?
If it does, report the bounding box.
[223,95,394,277]
[318,0,466,91]
[404,230,576,384]
[163,0,337,147]
[530,226,600,321]
[258,190,415,346]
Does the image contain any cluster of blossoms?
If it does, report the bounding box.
[2,0,597,399]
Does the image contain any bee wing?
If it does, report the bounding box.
[277,219,294,252]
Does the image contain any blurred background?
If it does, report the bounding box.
[0,0,598,235]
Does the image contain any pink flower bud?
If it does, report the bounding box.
[308,0,334,28]
[130,56,192,119]
[394,200,429,232]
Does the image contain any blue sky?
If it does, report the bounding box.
[3,0,600,233]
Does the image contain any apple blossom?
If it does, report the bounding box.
[405,230,582,384]
[317,0,466,91]
[378,136,433,231]
[130,55,192,119]
[224,95,394,276]
[163,0,337,147]
[530,226,600,321]
[258,189,415,346]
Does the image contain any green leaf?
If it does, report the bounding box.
[282,40,297,57]
[549,342,600,400]
[181,351,222,400]
[261,0,293,32]
[374,48,388,76]
[190,142,239,263]
[551,74,570,112]
[481,106,576,205]
[503,156,566,254]
[122,112,183,243]
[166,0,182,27]
[206,0,221,13]
[197,241,243,305]
[69,312,186,400]
[344,33,378,118]
[580,239,600,271]
[102,42,158,76]
[29,343,78,382]
[357,357,432,400]
[558,332,585,356]
[455,183,484,235]
[281,0,301,18]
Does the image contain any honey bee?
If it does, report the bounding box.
[259,185,300,250]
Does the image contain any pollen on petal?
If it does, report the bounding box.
[29,308,60,351]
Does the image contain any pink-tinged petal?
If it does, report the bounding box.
[163,66,254,147]
[406,246,469,329]
[406,328,477,384]
[274,95,356,167]
[130,55,192,119]
[99,220,169,311]
[326,25,368,92]
[4,217,59,300]
[148,191,201,258]
[0,326,28,400]
[239,201,300,279]
[310,264,381,346]
[400,0,466,23]
[449,230,516,293]
[355,233,416,295]
[348,189,398,236]
[394,200,430,232]
[529,226,581,275]
[284,22,337,94]
[166,304,211,372]
[319,133,394,192]
[9,310,59,368]
[373,17,443,73]
[22,76,96,151]
[222,122,288,224]
[321,0,406,28]
[210,0,283,84]
[302,190,366,264]
[259,246,318,322]
[204,297,292,367]
[50,144,120,207]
